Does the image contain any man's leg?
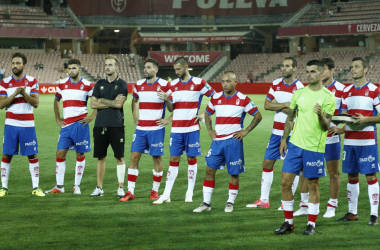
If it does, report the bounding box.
[151,155,163,200]
[0,154,13,195]
[366,173,379,225]
[97,157,106,189]
[307,178,320,227]
[154,155,180,203]
[193,166,216,213]
[186,155,197,202]
[120,153,141,201]
[275,172,296,234]
[74,152,85,194]
[294,175,309,216]
[116,157,125,189]
[28,154,44,196]
[323,159,340,218]
[45,149,69,194]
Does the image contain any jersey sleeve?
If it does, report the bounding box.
[87,85,93,97]
[245,97,259,115]
[324,93,336,116]
[205,98,215,115]
[200,80,215,97]
[0,81,7,97]
[31,79,39,95]
[289,90,299,110]
[266,85,275,101]
[55,85,62,100]
[92,82,100,99]
[132,85,139,99]
[374,88,380,113]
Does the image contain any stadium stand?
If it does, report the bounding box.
[0,6,51,28]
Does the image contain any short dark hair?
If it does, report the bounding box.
[12,52,27,64]
[145,58,159,69]
[173,57,188,66]
[320,57,335,70]
[68,59,81,67]
[352,57,369,68]
[306,60,324,71]
[284,57,297,67]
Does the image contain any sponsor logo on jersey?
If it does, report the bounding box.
[188,142,200,147]
[76,140,89,146]
[230,159,243,166]
[151,142,164,147]
[25,140,37,146]
[306,160,323,167]
[359,155,375,162]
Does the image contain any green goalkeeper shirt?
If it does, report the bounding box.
[289,85,336,153]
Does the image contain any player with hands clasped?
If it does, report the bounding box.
[45,59,96,195]
[0,53,45,196]
[275,60,335,236]
[335,57,380,226]
[193,71,262,213]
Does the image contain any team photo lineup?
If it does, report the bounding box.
[2,0,380,248]
[1,51,379,237]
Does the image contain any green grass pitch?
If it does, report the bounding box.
[0,94,379,249]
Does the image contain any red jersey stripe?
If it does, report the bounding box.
[139,102,165,110]
[63,113,87,125]
[216,117,241,125]
[6,112,34,120]
[173,102,199,109]
[63,100,87,108]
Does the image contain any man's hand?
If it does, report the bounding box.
[208,129,217,140]
[353,113,368,124]
[79,116,94,126]
[56,118,65,128]
[157,90,170,101]
[16,86,25,96]
[279,139,287,158]
[328,126,345,135]
[115,94,125,101]
[233,130,248,141]
[313,103,322,116]
[156,118,171,127]
[194,112,205,123]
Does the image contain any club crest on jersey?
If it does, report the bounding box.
[175,87,178,91]
[157,86,160,91]
[218,100,222,104]
[115,85,118,90]
[100,86,104,90]
[190,84,194,90]
[236,99,240,105]
[65,85,68,89]
[277,87,280,91]
[9,83,12,87]
[80,84,84,90]
[141,87,144,90]
[292,87,296,93]
[25,80,29,86]
[332,89,336,95]
[365,90,369,96]
[349,92,352,97]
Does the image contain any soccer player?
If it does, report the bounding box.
[294,58,345,218]
[119,59,171,201]
[45,59,96,195]
[246,57,303,209]
[154,57,215,204]
[90,55,128,197]
[274,60,335,235]
[193,71,262,213]
[0,52,45,196]
[335,57,380,225]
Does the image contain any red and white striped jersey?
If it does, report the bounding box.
[0,75,39,127]
[206,91,258,141]
[169,76,215,133]
[55,77,93,128]
[266,78,304,136]
[342,82,380,146]
[133,78,170,131]
[326,80,345,144]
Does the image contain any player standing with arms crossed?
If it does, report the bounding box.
[246,57,303,209]
[45,59,96,195]
[119,59,171,201]
[0,52,45,196]
[154,57,215,204]
[90,55,128,198]
[275,60,335,235]
[193,71,262,213]
[335,57,380,225]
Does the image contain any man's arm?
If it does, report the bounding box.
[22,92,39,108]
[0,87,23,109]
[90,94,126,109]
[157,90,173,112]
[79,109,98,126]
[279,108,296,157]
[132,97,139,125]
[205,112,216,140]
[54,97,65,128]
[314,103,332,131]
[264,98,290,113]
[157,113,173,127]
[233,111,262,141]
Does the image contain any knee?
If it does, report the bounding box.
[308,182,319,192]
[281,179,292,191]
[329,170,340,180]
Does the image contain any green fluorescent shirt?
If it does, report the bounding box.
[289,85,336,152]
